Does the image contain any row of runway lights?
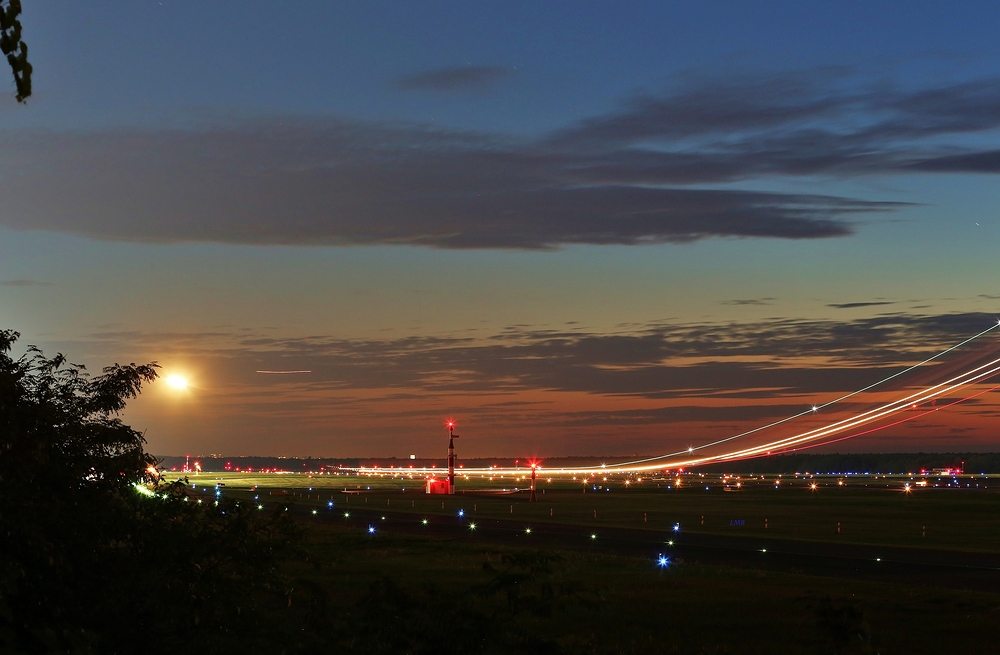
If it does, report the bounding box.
[146,487,904,569]
[343,504,679,569]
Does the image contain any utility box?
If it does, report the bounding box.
[425,478,450,495]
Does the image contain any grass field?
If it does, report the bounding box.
[180,471,1000,553]
[168,470,1000,652]
[277,514,1000,653]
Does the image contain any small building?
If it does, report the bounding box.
[425,478,451,495]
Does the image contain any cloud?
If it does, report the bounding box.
[722,297,775,306]
[103,311,1000,401]
[395,66,513,92]
[100,310,1000,453]
[0,119,883,249]
[2,70,1000,249]
[0,279,52,287]
[910,149,1000,173]
[828,301,895,309]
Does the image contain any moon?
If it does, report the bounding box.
[165,375,188,390]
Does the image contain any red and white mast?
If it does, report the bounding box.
[447,420,459,495]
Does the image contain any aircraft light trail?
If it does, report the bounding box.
[604,321,1000,469]
[343,322,1000,477]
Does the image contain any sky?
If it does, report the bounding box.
[2,1,1000,458]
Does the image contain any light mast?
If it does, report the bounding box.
[447,420,459,495]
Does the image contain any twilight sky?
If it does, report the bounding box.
[2,1,1000,458]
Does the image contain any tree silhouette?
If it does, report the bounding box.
[1,0,31,101]
[0,330,302,653]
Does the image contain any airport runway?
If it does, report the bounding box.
[313,503,1000,591]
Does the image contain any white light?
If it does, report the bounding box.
[165,375,188,390]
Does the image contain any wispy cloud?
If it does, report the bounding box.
[395,66,514,92]
[828,301,895,309]
[0,279,52,287]
[104,311,1000,400]
[722,297,775,306]
[1,70,998,250]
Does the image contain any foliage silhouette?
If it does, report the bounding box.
[0,0,31,101]
[0,330,303,653]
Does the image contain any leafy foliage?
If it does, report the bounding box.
[0,330,302,653]
[0,0,31,101]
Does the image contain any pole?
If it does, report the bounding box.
[530,464,537,502]
[447,423,459,495]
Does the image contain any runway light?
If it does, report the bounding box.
[368,525,376,534]
[328,501,334,507]
[344,512,350,518]
[257,504,263,510]
[525,527,532,534]
[673,523,680,532]
[591,533,597,540]
[657,555,669,567]
[667,540,674,546]
[458,509,465,518]
[469,523,477,531]
[311,510,317,515]
[422,518,428,525]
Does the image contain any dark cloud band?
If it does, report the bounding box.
[1,71,998,249]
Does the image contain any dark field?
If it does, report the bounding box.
[177,471,1000,653]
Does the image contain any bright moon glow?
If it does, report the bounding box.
[165,375,188,390]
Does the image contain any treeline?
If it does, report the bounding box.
[159,452,1000,475]
[695,452,999,475]
[156,454,652,472]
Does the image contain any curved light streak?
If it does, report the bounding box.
[702,356,1000,467]
[344,321,1000,477]
[770,382,1000,456]
[603,321,1000,469]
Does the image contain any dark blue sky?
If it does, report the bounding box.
[2,2,1000,457]
[13,1,1000,130]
